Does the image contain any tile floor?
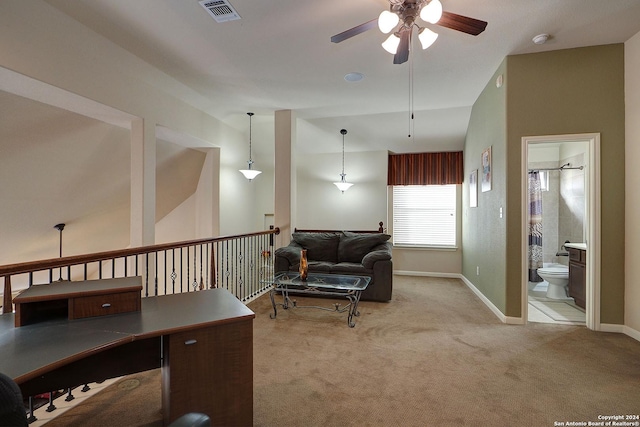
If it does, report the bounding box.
[528,281,585,325]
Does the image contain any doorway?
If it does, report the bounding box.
[521,133,601,330]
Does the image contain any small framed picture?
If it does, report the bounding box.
[481,146,492,192]
[469,169,478,207]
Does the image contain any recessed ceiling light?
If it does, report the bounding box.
[532,34,549,45]
[344,72,364,82]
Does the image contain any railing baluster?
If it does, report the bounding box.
[153,252,158,296]
[163,250,167,295]
[171,248,176,294]
[192,245,197,291]
[144,254,149,297]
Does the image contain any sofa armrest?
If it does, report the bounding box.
[362,242,392,269]
[274,243,303,271]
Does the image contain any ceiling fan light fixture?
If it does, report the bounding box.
[420,0,443,24]
[382,32,401,54]
[378,10,399,34]
[418,27,438,49]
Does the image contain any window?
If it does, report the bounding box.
[392,185,457,247]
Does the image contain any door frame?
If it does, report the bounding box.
[521,133,601,330]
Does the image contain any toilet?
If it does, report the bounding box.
[537,264,570,299]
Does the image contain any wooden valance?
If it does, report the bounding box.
[387,151,464,185]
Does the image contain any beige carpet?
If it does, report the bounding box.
[44,276,640,426]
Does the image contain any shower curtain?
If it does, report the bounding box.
[528,171,543,282]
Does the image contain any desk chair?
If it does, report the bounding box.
[169,412,211,427]
[0,373,28,427]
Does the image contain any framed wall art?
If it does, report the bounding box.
[481,146,492,192]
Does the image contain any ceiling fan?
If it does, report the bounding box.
[331,0,487,64]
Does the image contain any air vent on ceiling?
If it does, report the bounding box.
[199,0,241,23]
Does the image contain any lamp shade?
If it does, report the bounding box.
[239,168,262,180]
[382,33,401,54]
[420,0,443,24]
[378,10,399,34]
[333,177,354,192]
[418,27,438,50]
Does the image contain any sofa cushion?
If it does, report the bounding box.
[331,262,372,275]
[291,232,340,263]
[338,232,391,263]
[307,261,334,272]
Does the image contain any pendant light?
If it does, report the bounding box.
[333,129,353,193]
[239,112,262,180]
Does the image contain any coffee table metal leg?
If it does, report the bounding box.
[269,287,278,319]
[270,285,294,320]
[346,290,362,328]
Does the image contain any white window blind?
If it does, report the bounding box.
[392,185,456,247]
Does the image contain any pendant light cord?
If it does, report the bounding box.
[340,129,347,177]
[408,31,415,140]
[247,112,254,164]
[342,133,345,175]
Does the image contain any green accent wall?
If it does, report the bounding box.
[464,44,625,323]
[463,61,508,313]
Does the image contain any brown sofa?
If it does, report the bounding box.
[274,231,393,302]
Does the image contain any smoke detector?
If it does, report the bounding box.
[199,0,241,23]
[532,34,549,45]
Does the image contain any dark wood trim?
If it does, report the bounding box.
[295,221,385,234]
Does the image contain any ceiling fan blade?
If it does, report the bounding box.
[393,30,411,64]
[331,18,378,43]
[437,11,487,36]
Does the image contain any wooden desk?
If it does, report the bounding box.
[13,276,143,326]
[0,288,254,426]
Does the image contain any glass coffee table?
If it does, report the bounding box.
[266,272,371,327]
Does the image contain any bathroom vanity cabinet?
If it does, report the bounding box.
[568,247,586,309]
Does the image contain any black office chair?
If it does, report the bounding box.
[0,372,28,427]
[168,412,211,427]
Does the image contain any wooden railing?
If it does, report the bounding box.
[1,227,280,314]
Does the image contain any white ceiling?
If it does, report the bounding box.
[42,0,640,154]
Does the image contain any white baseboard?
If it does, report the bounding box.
[393,270,460,278]
[600,323,625,333]
[459,275,524,325]
[600,323,640,343]
[623,325,640,342]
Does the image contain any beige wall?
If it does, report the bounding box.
[0,1,274,266]
[625,33,640,336]
[296,151,388,231]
